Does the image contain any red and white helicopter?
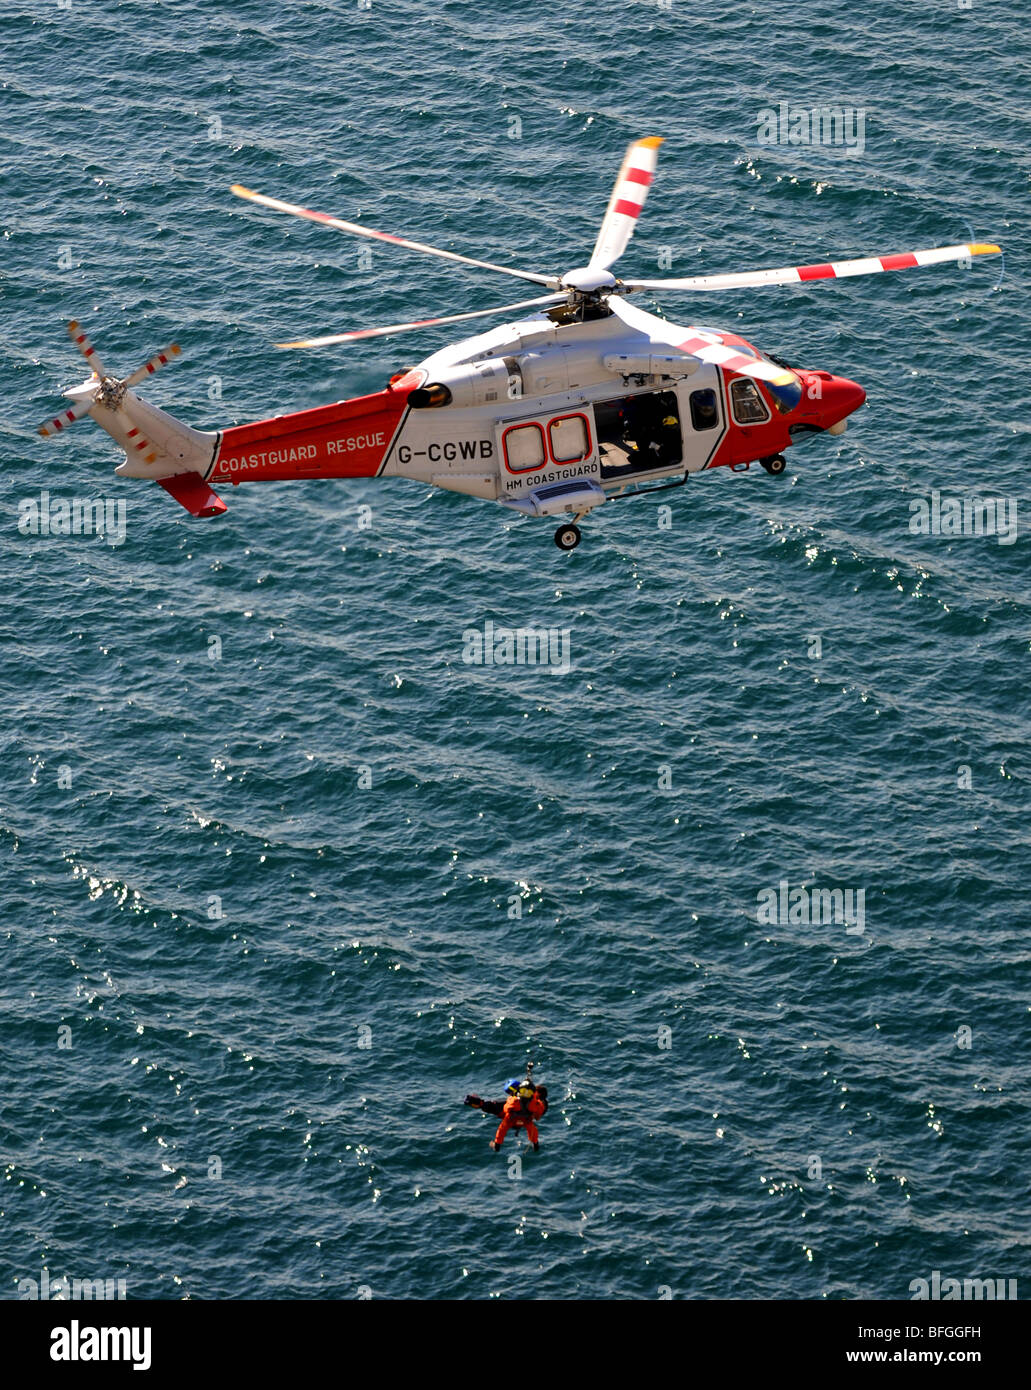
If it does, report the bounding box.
[39,138,999,549]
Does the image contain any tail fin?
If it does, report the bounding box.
[106,385,218,480]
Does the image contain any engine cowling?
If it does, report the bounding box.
[409,357,520,409]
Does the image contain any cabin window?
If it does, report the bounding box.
[548,413,591,463]
[503,422,548,472]
[689,388,719,431]
[730,379,770,424]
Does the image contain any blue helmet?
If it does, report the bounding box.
[504,1077,521,1095]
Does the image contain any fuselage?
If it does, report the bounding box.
[91,297,864,520]
[207,297,865,511]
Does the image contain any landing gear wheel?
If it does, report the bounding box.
[760,454,787,475]
[554,523,582,551]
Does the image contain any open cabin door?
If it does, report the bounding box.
[594,379,727,482]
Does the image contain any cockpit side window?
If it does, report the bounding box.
[730,378,771,425]
[689,388,719,431]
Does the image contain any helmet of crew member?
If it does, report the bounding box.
[517,1080,535,1099]
[504,1077,522,1095]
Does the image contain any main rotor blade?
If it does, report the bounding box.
[622,241,1001,292]
[589,137,663,272]
[231,184,557,287]
[276,292,567,349]
[607,297,802,390]
[676,332,800,388]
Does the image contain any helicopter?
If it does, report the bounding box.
[38,138,999,549]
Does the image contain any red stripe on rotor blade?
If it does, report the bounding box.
[798,262,836,281]
[66,410,76,422]
[625,168,653,186]
[880,252,919,270]
[614,198,643,218]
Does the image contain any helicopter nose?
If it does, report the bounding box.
[817,373,866,432]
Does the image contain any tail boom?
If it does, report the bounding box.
[209,373,421,486]
[38,317,424,519]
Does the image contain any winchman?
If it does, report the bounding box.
[464,1074,549,1151]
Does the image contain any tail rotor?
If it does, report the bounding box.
[36,320,182,465]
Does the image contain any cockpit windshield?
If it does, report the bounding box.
[765,372,803,414]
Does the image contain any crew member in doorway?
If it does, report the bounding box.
[621,395,680,467]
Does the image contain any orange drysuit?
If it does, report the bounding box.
[492,1091,547,1149]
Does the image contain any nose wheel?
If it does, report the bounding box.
[554,523,582,550]
[760,454,787,475]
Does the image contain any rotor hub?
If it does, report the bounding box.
[561,266,618,293]
[95,377,129,410]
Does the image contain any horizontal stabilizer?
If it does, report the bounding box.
[158,472,227,517]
